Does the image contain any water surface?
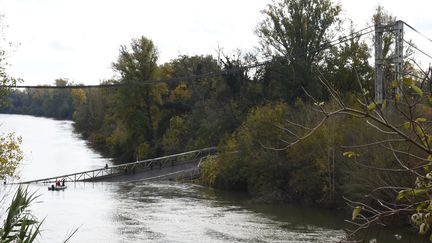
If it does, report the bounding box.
[0,114,417,242]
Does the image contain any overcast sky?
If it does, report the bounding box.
[1,0,431,85]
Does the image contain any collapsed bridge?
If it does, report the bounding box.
[19,147,217,184]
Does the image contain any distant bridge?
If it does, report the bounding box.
[19,147,217,184]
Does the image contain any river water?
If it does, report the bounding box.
[0,114,423,242]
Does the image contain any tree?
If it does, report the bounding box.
[112,36,167,160]
[277,61,432,240]
[324,23,374,94]
[160,55,228,151]
[0,133,23,180]
[200,101,341,201]
[52,79,73,119]
[256,0,341,101]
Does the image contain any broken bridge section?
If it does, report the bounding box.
[19,147,217,184]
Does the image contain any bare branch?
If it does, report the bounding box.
[273,124,301,139]
[348,159,408,172]
[366,120,398,135]
[341,138,406,149]
[388,142,424,178]
[261,109,345,150]
[284,119,311,130]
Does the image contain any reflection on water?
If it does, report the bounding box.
[25,181,346,243]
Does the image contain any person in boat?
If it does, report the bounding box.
[62,179,65,186]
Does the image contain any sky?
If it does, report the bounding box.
[0,0,431,86]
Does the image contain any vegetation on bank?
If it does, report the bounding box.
[0,0,404,203]
[1,0,432,240]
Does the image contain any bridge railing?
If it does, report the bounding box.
[19,147,217,184]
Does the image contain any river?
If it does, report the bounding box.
[0,114,424,242]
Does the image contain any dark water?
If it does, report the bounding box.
[0,114,425,242]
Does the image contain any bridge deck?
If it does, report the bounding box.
[99,161,200,182]
[19,147,216,184]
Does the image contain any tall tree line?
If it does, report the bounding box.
[0,78,74,119]
[0,0,404,208]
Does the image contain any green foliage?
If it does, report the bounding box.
[200,102,342,202]
[367,102,376,111]
[0,186,42,243]
[338,110,414,202]
[412,84,424,97]
[0,133,23,180]
[342,151,360,158]
[112,36,166,160]
[352,206,362,220]
[0,79,74,119]
[0,1,392,215]
[256,0,341,58]
[161,116,188,154]
[200,138,248,191]
[256,0,341,101]
[324,24,373,94]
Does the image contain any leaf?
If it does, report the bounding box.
[352,206,362,220]
[397,190,408,201]
[424,164,430,173]
[412,85,424,97]
[417,201,429,212]
[427,136,432,145]
[381,100,387,111]
[398,189,429,201]
[342,151,360,158]
[416,125,426,137]
[362,89,369,95]
[395,93,401,103]
[403,77,413,86]
[416,118,428,123]
[403,122,412,130]
[367,102,376,111]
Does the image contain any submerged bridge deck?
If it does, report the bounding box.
[19,147,217,184]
